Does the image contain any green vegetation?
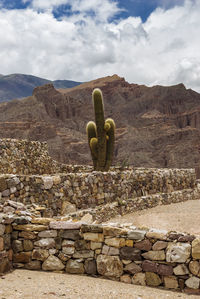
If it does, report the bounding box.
[86,88,115,171]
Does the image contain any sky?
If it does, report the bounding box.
[0,0,200,92]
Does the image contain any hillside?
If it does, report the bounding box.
[0,73,81,102]
[0,74,200,175]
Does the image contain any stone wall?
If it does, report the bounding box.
[1,215,200,294]
[0,216,12,274]
[0,168,197,216]
[0,138,92,175]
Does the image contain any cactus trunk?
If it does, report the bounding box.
[86,88,115,171]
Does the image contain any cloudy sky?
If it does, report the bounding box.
[0,0,200,91]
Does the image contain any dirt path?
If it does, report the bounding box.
[0,270,196,299]
[108,200,200,235]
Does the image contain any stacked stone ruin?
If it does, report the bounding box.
[1,138,200,294]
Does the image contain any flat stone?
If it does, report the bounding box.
[62,240,75,255]
[97,255,123,277]
[83,233,104,242]
[34,238,55,249]
[134,239,152,251]
[124,262,142,274]
[152,241,168,251]
[66,259,85,274]
[73,250,94,259]
[157,264,173,276]
[173,264,189,275]
[120,275,132,284]
[60,230,80,241]
[132,273,146,286]
[192,238,200,259]
[84,260,97,275]
[42,176,53,190]
[13,251,31,263]
[142,250,165,261]
[120,247,141,261]
[166,242,191,263]
[38,230,57,238]
[189,261,200,277]
[105,238,125,248]
[127,229,146,240]
[25,260,41,270]
[31,218,53,225]
[81,224,103,233]
[185,277,200,289]
[145,272,161,286]
[103,226,127,236]
[146,229,167,240]
[142,260,158,273]
[42,255,65,271]
[32,248,49,261]
[50,221,81,230]
[14,224,48,232]
[164,276,179,289]
[19,231,37,239]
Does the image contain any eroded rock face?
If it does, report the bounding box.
[1,75,200,171]
[97,255,123,277]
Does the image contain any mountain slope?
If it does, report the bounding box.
[0,74,200,175]
[0,73,81,102]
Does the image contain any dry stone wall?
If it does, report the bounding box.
[0,168,197,216]
[1,213,200,294]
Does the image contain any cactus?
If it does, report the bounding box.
[86,88,115,171]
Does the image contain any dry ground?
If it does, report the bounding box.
[109,199,200,235]
[0,270,196,299]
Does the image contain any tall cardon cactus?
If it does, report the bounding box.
[86,88,115,171]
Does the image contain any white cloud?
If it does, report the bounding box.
[0,0,200,92]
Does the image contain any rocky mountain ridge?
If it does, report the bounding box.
[0,74,200,175]
[0,73,81,102]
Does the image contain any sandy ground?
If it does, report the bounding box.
[0,270,196,299]
[109,200,200,235]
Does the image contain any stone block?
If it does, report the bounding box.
[185,277,200,289]
[23,240,33,251]
[14,224,48,232]
[127,229,146,240]
[12,240,23,253]
[105,237,125,248]
[42,255,65,271]
[66,259,85,274]
[50,221,81,230]
[152,241,168,251]
[145,272,161,286]
[189,261,200,277]
[124,262,142,274]
[38,230,57,238]
[59,230,80,241]
[132,273,146,286]
[120,247,141,261]
[142,260,158,273]
[25,260,41,270]
[157,264,173,276]
[97,255,123,277]
[34,238,55,249]
[13,252,32,263]
[142,250,165,261]
[192,238,200,259]
[164,276,179,289]
[73,250,94,259]
[120,275,132,284]
[166,242,191,263]
[32,248,49,261]
[83,233,104,242]
[134,239,152,251]
[84,260,97,275]
[173,264,189,275]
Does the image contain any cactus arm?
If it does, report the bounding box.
[86,121,98,169]
[92,88,107,170]
[105,118,115,171]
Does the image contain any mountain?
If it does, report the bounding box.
[0,74,200,176]
[0,73,81,102]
